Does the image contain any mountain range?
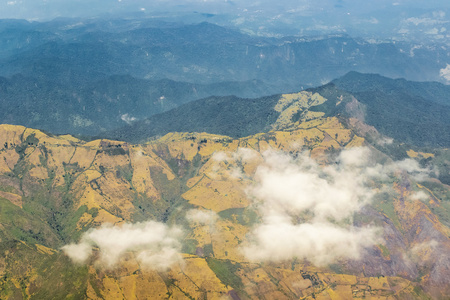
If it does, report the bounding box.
[0,78,449,298]
[1,16,450,300]
[107,72,450,149]
[1,19,448,86]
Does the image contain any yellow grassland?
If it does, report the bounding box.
[182,176,249,211]
[0,113,438,299]
[272,91,327,131]
[101,276,125,299]
[28,166,49,180]
[169,256,231,298]
[70,146,97,170]
[76,212,94,230]
[345,136,366,148]
[210,219,247,261]
[188,223,213,247]
[35,244,56,255]
[0,150,20,173]
[406,149,434,159]
[0,124,26,147]
[0,190,22,207]
[129,147,169,199]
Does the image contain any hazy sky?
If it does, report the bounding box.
[1,0,449,21]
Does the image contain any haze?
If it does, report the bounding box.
[2,0,449,41]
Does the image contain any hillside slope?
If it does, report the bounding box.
[0,92,449,298]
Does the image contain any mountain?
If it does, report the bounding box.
[0,19,448,89]
[107,72,450,149]
[331,72,450,147]
[105,94,282,143]
[0,85,449,298]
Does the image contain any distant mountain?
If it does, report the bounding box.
[107,72,450,149]
[0,19,448,89]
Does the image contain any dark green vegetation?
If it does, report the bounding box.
[206,258,244,291]
[106,94,281,143]
[332,72,450,147]
[108,72,450,149]
[0,74,277,136]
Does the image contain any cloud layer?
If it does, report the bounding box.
[241,147,380,266]
[240,147,432,266]
[62,221,183,270]
[63,146,433,270]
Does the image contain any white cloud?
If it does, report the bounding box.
[392,158,431,181]
[410,191,428,201]
[243,221,378,266]
[432,10,446,19]
[240,146,433,266]
[212,151,229,162]
[62,221,183,270]
[411,240,438,255]
[407,240,439,264]
[440,64,450,83]
[61,242,92,264]
[211,148,260,179]
[404,17,444,26]
[233,147,258,162]
[425,28,439,35]
[376,137,394,146]
[186,209,218,225]
[241,148,380,266]
[121,113,137,125]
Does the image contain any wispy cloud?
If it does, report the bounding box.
[121,113,137,125]
[440,64,450,83]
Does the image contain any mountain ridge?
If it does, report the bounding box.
[106,72,450,149]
